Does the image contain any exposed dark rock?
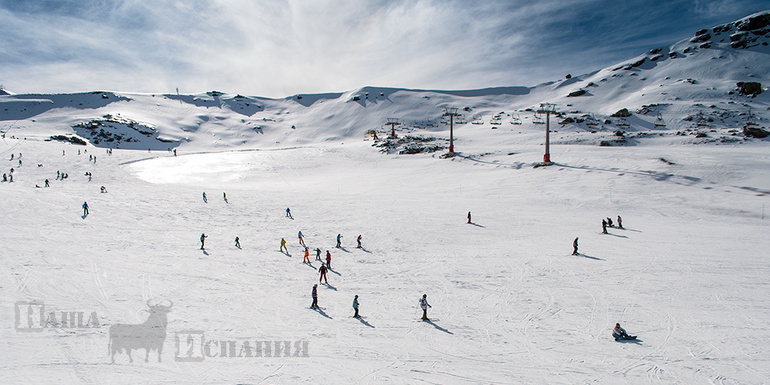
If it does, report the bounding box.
[631,58,646,67]
[743,125,770,138]
[600,138,626,146]
[695,28,709,36]
[567,89,587,97]
[610,108,632,118]
[731,39,747,48]
[48,135,87,145]
[691,33,711,43]
[737,82,762,96]
[736,13,770,31]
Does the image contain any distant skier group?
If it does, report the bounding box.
[602,215,623,234]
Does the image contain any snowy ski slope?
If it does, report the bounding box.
[1,10,769,385]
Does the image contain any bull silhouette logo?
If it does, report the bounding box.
[108,300,172,363]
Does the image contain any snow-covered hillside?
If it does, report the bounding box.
[1,10,769,385]
[0,12,769,153]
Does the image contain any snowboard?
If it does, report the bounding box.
[614,335,637,341]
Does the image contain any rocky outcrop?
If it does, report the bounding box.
[744,125,770,138]
[737,82,762,97]
[610,108,632,118]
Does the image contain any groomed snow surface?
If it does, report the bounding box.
[1,128,769,384]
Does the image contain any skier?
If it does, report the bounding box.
[286,207,292,218]
[315,248,322,261]
[356,235,362,249]
[280,238,288,253]
[234,236,240,248]
[202,192,207,203]
[9,154,12,160]
[223,192,228,203]
[44,179,49,187]
[311,284,318,309]
[467,211,472,224]
[419,294,431,321]
[298,230,305,246]
[303,247,310,263]
[607,217,614,227]
[617,215,623,229]
[572,237,579,255]
[318,264,328,284]
[200,233,207,249]
[1,174,5,182]
[100,186,107,193]
[336,234,342,248]
[602,219,608,234]
[353,295,360,318]
[82,202,89,216]
[326,250,331,269]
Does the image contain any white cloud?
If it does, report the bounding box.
[0,0,767,96]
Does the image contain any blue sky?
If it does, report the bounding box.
[0,0,767,97]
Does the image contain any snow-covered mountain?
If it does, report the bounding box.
[1,11,769,385]
[1,11,768,153]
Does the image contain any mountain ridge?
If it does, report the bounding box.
[0,10,768,151]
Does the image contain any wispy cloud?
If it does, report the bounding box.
[0,0,766,96]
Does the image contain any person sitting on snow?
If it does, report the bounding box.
[613,323,629,339]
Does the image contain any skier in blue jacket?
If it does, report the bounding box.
[311,285,318,309]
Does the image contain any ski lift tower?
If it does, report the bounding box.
[443,107,461,153]
[386,118,400,138]
[538,103,556,163]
